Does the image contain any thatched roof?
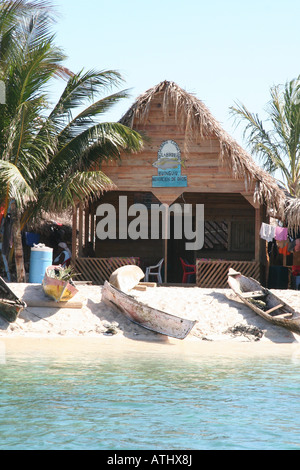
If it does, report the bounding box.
[120,80,286,214]
[283,197,300,232]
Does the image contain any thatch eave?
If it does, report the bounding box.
[283,197,300,232]
[120,80,286,214]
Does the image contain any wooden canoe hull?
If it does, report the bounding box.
[42,266,78,302]
[228,269,300,335]
[102,281,196,339]
[0,277,26,323]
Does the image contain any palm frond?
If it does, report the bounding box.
[44,121,143,178]
[0,1,61,74]
[230,101,281,170]
[37,170,116,212]
[1,2,144,226]
[230,100,292,190]
[0,160,36,208]
[35,69,126,151]
[49,69,124,121]
[56,89,132,142]
[230,77,300,197]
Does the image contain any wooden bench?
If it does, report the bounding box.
[265,304,284,315]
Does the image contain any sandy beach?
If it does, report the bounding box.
[0,282,299,348]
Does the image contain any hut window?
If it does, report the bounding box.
[204,221,228,251]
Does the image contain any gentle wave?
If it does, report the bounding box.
[0,343,300,450]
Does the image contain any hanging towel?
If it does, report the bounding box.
[275,226,288,241]
[260,223,276,242]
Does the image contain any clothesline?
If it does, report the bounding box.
[260,222,289,242]
[260,222,300,257]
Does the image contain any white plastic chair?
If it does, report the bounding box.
[145,258,164,284]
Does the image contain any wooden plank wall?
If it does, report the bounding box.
[72,91,267,286]
[100,93,256,203]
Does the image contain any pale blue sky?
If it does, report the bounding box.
[51,0,300,151]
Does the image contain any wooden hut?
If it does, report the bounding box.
[72,81,285,286]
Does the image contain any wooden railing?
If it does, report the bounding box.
[73,256,260,288]
[73,257,140,285]
[196,259,260,288]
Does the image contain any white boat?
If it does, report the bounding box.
[102,280,196,339]
[228,268,300,335]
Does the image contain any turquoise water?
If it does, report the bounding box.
[0,339,300,450]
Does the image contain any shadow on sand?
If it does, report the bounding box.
[87,296,171,344]
[208,291,296,343]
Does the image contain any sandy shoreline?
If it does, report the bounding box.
[0,283,299,352]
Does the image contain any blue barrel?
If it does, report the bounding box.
[29,245,53,283]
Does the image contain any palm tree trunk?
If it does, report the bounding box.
[10,200,26,283]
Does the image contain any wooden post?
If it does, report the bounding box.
[90,204,95,250]
[164,207,168,284]
[164,237,168,284]
[84,205,90,247]
[10,200,26,283]
[78,204,83,257]
[255,207,261,263]
[72,204,78,260]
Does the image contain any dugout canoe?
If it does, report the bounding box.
[102,280,197,339]
[0,276,26,323]
[228,268,300,335]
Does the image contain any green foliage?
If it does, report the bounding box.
[230,77,300,197]
[52,266,79,282]
[0,0,143,217]
[0,0,143,279]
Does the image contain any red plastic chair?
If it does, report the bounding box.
[180,258,196,283]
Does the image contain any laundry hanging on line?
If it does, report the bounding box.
[259,222,276,242]
[274,226,288,241]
